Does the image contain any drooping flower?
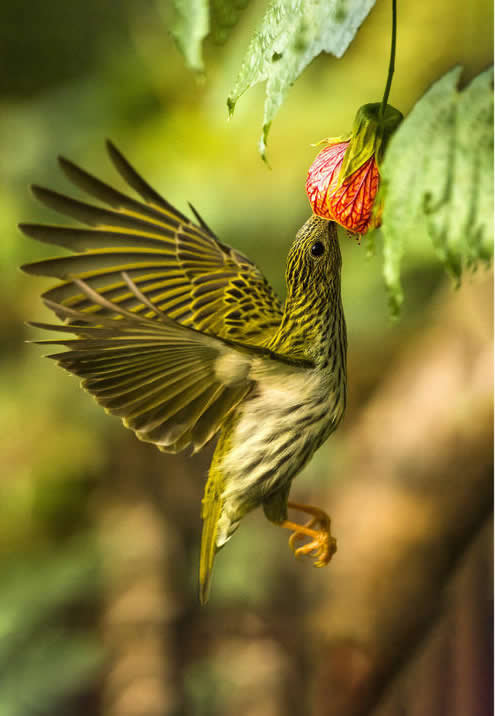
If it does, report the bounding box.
[306,103,403,235]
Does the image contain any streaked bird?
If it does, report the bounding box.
[20,141,347,603]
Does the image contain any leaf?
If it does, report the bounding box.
[380,66,494,315]
[171,0,250,71]
[227,0,376,159]
[171,0,210,72]
[210,0,250,45]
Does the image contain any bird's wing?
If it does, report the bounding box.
[20,141,283,345]
[31,276,312,454]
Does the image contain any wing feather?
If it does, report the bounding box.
[29,276,309,454]
[21,142,282,344]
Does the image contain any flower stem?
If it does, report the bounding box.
[379,0,397,120]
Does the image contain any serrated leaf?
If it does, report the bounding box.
[210,0,250,45]
[228,0,376,159]
[171,0,210,71]
[381,66,494,315]
[171,0,250,70]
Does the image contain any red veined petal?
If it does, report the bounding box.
[328,155,380,233]
[305,142,348,220]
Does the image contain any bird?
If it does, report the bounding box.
[20,141,347,604]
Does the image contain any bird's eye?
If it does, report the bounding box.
[310,241,325,257]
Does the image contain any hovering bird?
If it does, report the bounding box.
[20,142,347,603]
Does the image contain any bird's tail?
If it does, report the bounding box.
[199,488,223,605]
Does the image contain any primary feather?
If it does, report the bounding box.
[21,140,282,343]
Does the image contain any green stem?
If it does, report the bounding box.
[379,0,397,119]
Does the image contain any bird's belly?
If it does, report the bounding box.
[216,372,344,546]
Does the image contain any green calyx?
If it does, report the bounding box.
[338,102,403,184]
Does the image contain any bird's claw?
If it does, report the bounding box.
[288,515,337,568]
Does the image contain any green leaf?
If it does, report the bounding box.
[381,66,494,315]
[171,0,250,71]
[171,0,210,71]
[210,0,250,45]
[228,0,376,159]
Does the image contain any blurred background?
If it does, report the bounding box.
[0,1,493,714]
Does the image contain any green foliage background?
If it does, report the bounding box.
[0,0,492,714]
[173,0,493,309]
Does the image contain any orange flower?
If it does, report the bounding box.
[306,103,402,235]
[306,141,381,234]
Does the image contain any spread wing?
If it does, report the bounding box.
[20,140,282,346]
[30,276,311,454]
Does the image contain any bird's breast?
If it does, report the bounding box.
[219,367,345,504]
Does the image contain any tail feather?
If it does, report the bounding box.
[199,490,223,605]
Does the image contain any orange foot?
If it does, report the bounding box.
[280,502,337,568]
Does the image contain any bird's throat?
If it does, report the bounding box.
[271,278,345,369]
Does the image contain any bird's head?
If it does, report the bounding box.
[285,215,341,303]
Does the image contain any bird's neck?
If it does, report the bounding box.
[271,277,346,372]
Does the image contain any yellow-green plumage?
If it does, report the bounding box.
[21,142,347,603]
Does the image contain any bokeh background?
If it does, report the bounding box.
[1,1,493,715]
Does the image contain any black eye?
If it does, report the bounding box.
[310,241,325,257]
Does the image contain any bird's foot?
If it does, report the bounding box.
[281,502,337,568]
[289,523,337,567]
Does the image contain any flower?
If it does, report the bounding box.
[306,103,403,235]
[306,141,381,234]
